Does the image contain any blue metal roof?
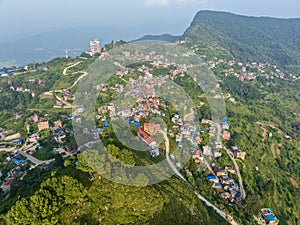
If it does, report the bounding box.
[266,214,276,221]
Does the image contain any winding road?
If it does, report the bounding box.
[63,61,82,75]
[159,130,239,225]
[224,147,246,200]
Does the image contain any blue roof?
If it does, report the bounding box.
[222,120,229,125]
[265,214,276,221]
[104,120,110,127]
[12,158,21,165]
[197,82,202,86]
[200,128,205,132]
[214,182,221,186]
[206,175,217,180]
[235,193,241,198]
[177,141,183,146]
[133,122,140,127]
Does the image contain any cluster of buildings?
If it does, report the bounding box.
[186,39,299,81]
[1,166,25,192]
[206,164,243,206]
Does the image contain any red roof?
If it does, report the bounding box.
[137,128,156,145]
[3,179,13,186]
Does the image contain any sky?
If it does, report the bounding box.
[0,0,300,43]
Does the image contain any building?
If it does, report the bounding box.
[137,128,159,157]
[38,120,50,131]
[203,145,212,156]
[144,123,160,135]
[53,121,63,128]
[223,131,231,141]
[89,39,101,55]
[261,208,279,225]
[30,114,39,123]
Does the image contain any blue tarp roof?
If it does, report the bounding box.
[206,175,217,180]
[265,214,276,221]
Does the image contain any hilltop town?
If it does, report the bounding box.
[0,38,289,224]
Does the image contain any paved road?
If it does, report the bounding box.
[159,130,186,181]
[63,61,82,75]
[224,147,246,200]
[194,192,239,225]
[17,150,55,165]
[68,72,88,90]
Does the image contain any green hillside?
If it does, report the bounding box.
[132,34,182,43]
[184,10,300,73]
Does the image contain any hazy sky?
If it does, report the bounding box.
[0,0,300,43]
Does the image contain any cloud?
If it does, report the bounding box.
[144,0,171,7]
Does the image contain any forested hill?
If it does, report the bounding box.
[184,10,300,72]
[132,34,182,43]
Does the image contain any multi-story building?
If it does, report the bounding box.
[89,39,101,55]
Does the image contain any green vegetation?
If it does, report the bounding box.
[184,10,300,74]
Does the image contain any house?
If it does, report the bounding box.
[38,120,50,131]
[203,145,212,156]
[1,179,14,192]
[137,128,156,146]
[231,146,246,160]
[53,121,63,128]
[206,174,218,182]
[30,114,39,123]
[237,151,246,160]
[222,119,230,130]
[223,131,231,141]
[137,128,159,157]
[144,123,160,135]
[261,208,279,225]
[213,182,222,189]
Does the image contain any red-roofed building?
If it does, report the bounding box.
[4,179,13,186]
[137,128,156,146]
